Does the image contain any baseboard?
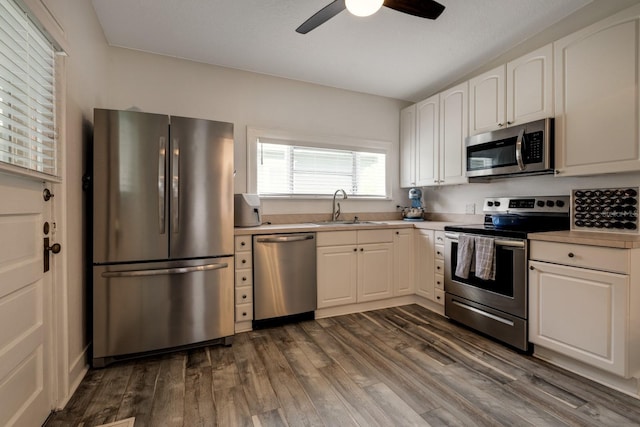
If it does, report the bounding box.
[533,346,640,399]
[315,295,419,319]
[58,345,89,409]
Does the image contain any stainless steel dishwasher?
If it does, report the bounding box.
[253,233,317,325]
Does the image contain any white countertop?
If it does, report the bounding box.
[234,220,459,235]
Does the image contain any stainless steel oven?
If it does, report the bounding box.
[443,195,570,352]
[444,232,528,350]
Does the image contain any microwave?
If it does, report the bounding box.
[466,118,554,179]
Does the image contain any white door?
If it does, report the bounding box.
[0,173,54,426]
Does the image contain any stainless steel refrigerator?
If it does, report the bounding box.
[91,109,234,367]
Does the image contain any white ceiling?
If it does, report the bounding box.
[91,0,594,102]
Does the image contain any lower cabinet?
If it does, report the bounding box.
[393,228,415,296]
[414,229,435,300]
[529,240,639,378]
[317,230,394,308]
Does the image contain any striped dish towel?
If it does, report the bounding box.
[455,234,475,279]
[474,236,495,280]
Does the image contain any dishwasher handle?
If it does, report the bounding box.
[256,234,314,243]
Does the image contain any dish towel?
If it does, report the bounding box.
[474,236,496,281]
[455,234,475,279]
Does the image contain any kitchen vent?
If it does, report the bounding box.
[571,187,639,233]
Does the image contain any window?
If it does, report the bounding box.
[0,0,59,177]
[248,128,390,198]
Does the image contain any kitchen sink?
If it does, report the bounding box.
[311,220,385,226]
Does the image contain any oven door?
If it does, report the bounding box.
[444,232,527,318]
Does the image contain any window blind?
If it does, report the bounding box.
[257,139,386,197]
[0,0,57,176]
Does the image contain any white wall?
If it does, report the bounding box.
[424,171,640,214]
[106,48,409,216]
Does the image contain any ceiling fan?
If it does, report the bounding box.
[296,0,445,34]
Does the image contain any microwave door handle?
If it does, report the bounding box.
[515,129,526,171]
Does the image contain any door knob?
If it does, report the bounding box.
[43,237,61,272]
[43,188,54,201]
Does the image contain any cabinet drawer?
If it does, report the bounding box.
[235,253,252,270]
[235,270,252,287]
[235,303,253,321]
[235,235,252,252]
[530,241,628,274]
[434,231,446,246]
[358,229,393,244]
[317,231,357,247]
[435,274,444,290]
[235,286,253,304]
[434,288,445,305]
[434,259,444,275]
[434,244,444,259]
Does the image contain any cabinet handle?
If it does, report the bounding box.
[241,241,246,246]
[353,248,357,252]
[507,121,513,125]
[242,276,247,281]
[242,312,247,316]
[436,295,441,300]
[568,252,575,258]
[529,266,535,270]
[242,259,247,264]
[436,266,441,271]
[498,123,504,127]
[360,248,364,252]
[396,231,399,235]
[434,180,439,183]
[242,294,247,299]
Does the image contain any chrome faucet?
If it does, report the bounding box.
[332,189,348,221]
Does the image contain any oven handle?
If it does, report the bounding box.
[444,232,525,248]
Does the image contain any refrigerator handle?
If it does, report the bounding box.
[158,137,166,234]
[172,137,180,233]
[101,262,229,278]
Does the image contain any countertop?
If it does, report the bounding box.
[234,220,458,235]
[528,230,640,249]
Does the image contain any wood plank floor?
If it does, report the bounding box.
[46,305,640,426]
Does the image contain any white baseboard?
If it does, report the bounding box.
[58,345,89,409]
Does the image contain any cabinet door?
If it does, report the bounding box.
[554,6,640,176]
[507,43,553,126]
[414,229,435,300]
[416,94,439,186]
[469,65,506,136]
[358,243,394,302]
[317,246,358,308]
[439,82,468,185]
[400,104,417,188]
[393,229,415,296]
[529,260,629,376]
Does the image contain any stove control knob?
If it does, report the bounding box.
[546,200,555,207]
[494,201,501,207]
[487,201,494,207]
[556,200,565,208]
[536,200,545,207]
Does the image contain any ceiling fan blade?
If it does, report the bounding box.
[384,0,445,20]
[296,0,346,34]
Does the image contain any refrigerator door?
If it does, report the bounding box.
[92,256,234,366]
[93,109,170,264]
[169,116,234,259]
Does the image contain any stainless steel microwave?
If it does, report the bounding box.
[466,118,553,179]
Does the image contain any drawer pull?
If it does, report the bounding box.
[529,266,534,270]
[242,312,247,317]
[568,252,575,258]
[242,259,247,264]
[241,241,246,246]
[436,266,441,270]
[242,276,247,281]
[353,248,357,252]
[242,294,247,299]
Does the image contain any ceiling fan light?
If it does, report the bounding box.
[345,0,384,17]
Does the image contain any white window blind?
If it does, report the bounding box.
[0,0,58,177]
[257,138,386,197]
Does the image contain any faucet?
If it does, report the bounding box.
[332,189,348,221]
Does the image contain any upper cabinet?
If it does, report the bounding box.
[439,82,468,186]
[400,83,468,188]
[469,44,553,136]
[554,4,640,176]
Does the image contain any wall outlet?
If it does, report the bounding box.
[465,203,476,214]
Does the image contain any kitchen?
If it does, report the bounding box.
[2,0,640,425]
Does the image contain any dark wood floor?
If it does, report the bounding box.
[46,305,640,426]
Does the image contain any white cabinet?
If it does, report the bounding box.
[317,230,393,308]
[400,83,468,187]
[529,240,640,378]
[400,104,417,188]
[439,83,468,186]
[469,44,553,136]
[415,95,439,186]
[414,229,435,301]
[393,228,415,296]
[234,235,253,332]
[554,5,640,176]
